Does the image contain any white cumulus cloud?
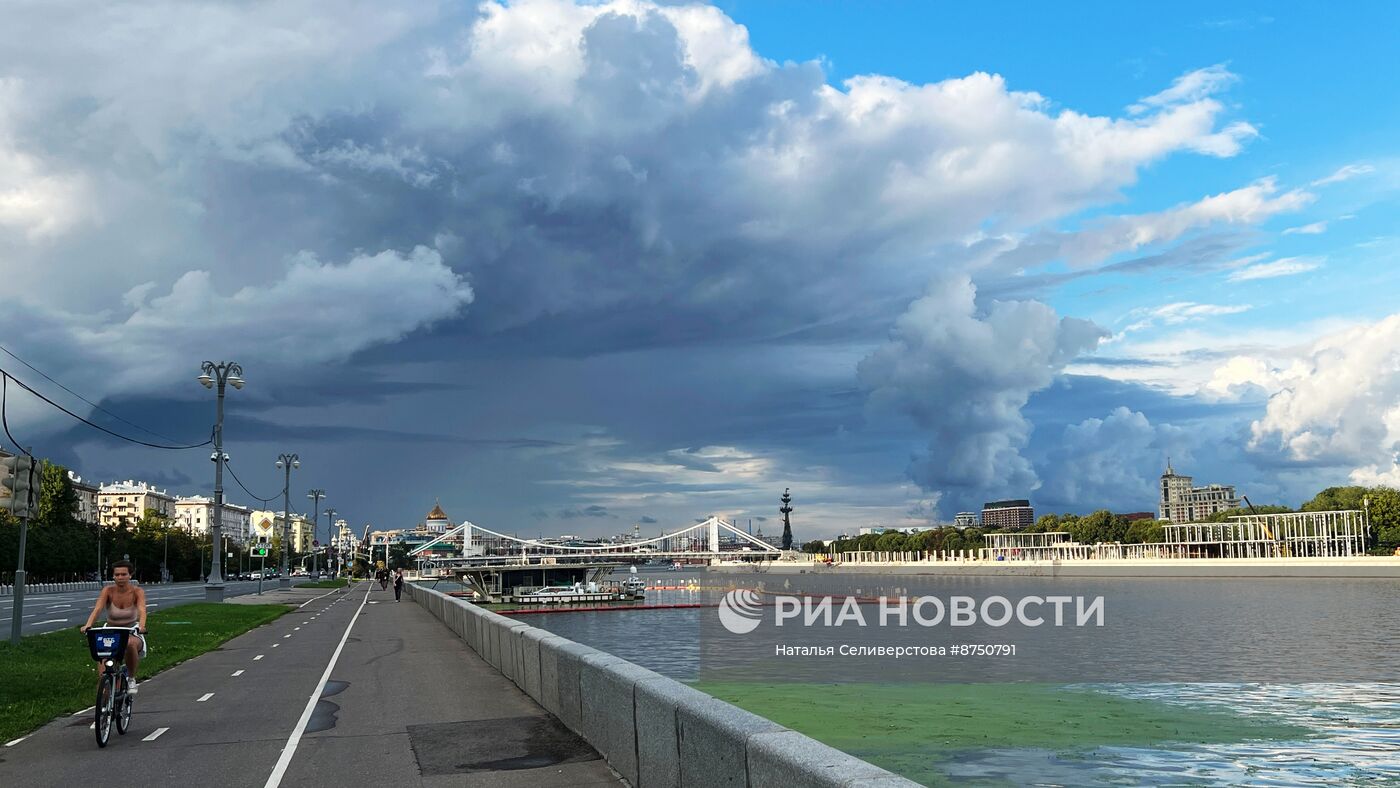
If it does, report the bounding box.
[1244,314,1400,481]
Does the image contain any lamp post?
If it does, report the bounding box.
[198,361,243,602]
[97,505,111,585]
[307,489,326,578]
[275,454,300,588]
[324,508,338,576]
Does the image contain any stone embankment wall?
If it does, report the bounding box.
[407,583,917,788]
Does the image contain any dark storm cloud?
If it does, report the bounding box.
[558,505,614,519]
[0,1,1280,532]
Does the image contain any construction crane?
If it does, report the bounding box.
[1242,495,1289,557]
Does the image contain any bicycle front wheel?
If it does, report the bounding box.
[116,682,132,735]
[94,674,113,748]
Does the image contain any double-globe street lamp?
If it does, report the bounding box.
[323,508,338,576]
[307,488,326,578]
[198,360,243,602]
[275,454,300,589]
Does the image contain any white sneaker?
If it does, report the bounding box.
[127,678,138,695]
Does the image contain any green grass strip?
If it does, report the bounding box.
[294,578,348,588]
[0,603,289,742]
[696,682,1312,786]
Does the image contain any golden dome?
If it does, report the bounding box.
[426,500,448,521]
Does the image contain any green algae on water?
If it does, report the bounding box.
[693,682,1311,786]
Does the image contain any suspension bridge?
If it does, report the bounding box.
[406,515,781,568]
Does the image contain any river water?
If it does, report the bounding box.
[515,567,1400,786]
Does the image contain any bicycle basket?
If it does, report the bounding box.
[87,628,131,661]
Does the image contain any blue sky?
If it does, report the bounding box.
[1,0,1397,539]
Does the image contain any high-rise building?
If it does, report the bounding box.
[1158,461,1240,523]
[953,512,978,528]
[981,500,1034,531]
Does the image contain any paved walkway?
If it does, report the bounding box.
[0,581,622,787]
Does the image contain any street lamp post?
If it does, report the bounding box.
[323,508,338,576]
[307,489,326,578]
[97,505,111,585]
[199,360,243,602]
[275,454,300,589]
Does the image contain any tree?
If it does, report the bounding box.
[800,540,827,554]
[1125,519,1166,544]
[1033,514,1061,533]
[1301,486,1369,513]
[1065,510,1128,545]
[875,531,908,552]
[35,461,80,529]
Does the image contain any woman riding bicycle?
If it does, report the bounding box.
[80,560,148,694]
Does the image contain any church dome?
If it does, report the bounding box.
[426,500,448,521]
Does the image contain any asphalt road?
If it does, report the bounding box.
[0,582,620,787]
[1,579,303,637]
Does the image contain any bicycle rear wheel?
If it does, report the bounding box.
[94,674,113,747]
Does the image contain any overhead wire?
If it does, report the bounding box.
[0,343,186,445]
[2,373,32,457]
[0,368,213,450]
[223,459,283,503]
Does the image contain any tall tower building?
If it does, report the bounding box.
[1159,459,1240,523]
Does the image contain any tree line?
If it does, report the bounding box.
[802,485,1400,555]
[0,460,305,584]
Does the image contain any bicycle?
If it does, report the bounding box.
[85,626,140,747]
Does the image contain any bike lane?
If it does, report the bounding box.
[0,585,363,787]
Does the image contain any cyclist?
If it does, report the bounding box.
[79,560,148,694]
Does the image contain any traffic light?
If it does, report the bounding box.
[1,453,38,519]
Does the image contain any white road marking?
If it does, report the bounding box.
[254,654,264,661]
[297,587,339,609]
[34,619,68,625]
[197,693,214,702]
[294,627,300,631]
[73,706,95,716]
[264,583,371,788]
[272,643,279,648]
[282,634,290,638]
[231,670,244,677]
[143,727,169,741]
[5,736,29,747]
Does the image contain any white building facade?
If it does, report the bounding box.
[68,472,102,523]
[175,496,252,542]
[98,481,177,528]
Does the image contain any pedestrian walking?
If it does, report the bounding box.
[393,569,404,602]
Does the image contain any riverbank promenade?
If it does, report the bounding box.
[0,582,622,787]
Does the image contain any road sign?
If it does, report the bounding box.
[313,540,320,547]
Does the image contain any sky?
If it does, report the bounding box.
[1,0,1398,540]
